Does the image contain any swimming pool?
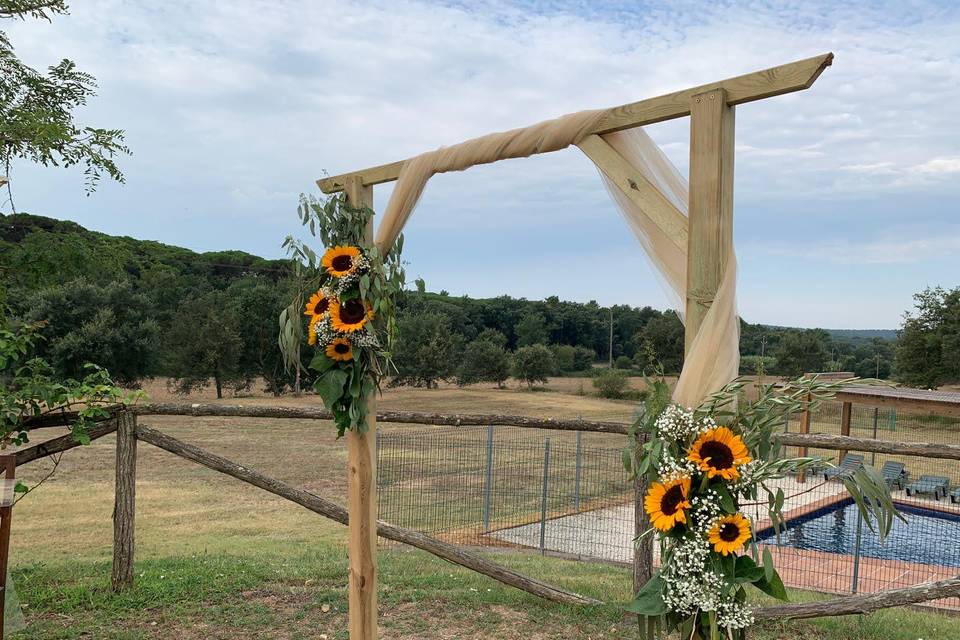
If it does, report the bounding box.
[756,499,960,568]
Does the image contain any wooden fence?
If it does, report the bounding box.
[11,403,960,624]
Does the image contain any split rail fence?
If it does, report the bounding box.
[9,401,960,627]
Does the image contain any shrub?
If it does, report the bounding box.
[573,346,595,371]
[513,344,555,388]
[457,338,511,388]
[614,355,633,370]
[592,368,629,399]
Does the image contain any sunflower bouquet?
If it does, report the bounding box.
[280,195,406,436]
[626,377,899,640]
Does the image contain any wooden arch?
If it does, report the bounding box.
[318,53,835,640]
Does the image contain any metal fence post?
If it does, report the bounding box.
[539,438,551,554]
[851,509,864,594]
[482,425,494,532]
[573,431,583,513]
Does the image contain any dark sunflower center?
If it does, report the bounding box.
[313,299,329,315]
[719,522,741,542]
[660,485,686,516]
[331,255,353,272]
[339,299,367,324]
[700,441,734,469]
[334,343,350,354]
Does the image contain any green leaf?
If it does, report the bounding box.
[315,369,348,409]
[762,547,775,583]
[308,352,336,373]
[752,567,788,601]
[625,573,667,616]
[734,555,765,583]
[714,484,736,514]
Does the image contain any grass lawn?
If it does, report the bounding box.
[9,378,960,638]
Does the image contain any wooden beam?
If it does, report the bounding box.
[0,454,14,638]
[134,424,600,607]
[774,432,960,461]
[685,88,735,353]
[111,412,137,592]
[797,392,812,483]
[838,401,852,463]
[754,574,960,621]
[131,403,631,434]
[15,419,118,466]
[343,175,378,640]
[576,134,688,251]
[317,54,832,193]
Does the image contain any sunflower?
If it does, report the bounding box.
[304,290,330,318]
[644,476,692,532]
[307,316,321,346]
[326,338,354,362]
[321,245,361,277]
[708,514,752,556]
[687,426,752,481]
[330,298,374,333]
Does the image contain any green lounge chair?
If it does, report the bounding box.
[823,454,864,481]
[905,475,949,500]
[880,461,908,490]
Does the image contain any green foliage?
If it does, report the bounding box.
[592,368,629,399]
[226,277,297,395]
[0,2,129,205]
[391,311,460,388]
[773,329,830,377]
[614,355,632,370]
[512,344,554,388]
[633,310,684,373]
[22,278,158,385]
[166,291,246,399]
[0,301,138,448]
[515,310,548,347]
[896,286,960,387]
[457,333,510,388]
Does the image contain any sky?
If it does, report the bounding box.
[3,0,959,329]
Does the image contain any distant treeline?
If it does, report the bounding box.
[6,213,947,396]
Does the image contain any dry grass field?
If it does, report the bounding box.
[10,377,960,639]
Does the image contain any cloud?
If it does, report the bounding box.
[764,231,960,265]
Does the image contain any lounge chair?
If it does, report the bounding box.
[905,475,949,500]
[950,487,960,504]
[880,461,909,490]
[823,454,864,481]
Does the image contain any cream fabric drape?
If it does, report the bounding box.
[371,116,739,407]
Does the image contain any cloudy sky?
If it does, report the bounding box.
[4,0,959,329]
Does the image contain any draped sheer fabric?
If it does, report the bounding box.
[371,116,739,407]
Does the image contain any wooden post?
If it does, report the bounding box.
[797,392,812,483]
[344,176,378,640]
[839,401,852,463]
[0,454,16,639]
[633,472,653,592]
[112,411,137,592]
[686,88,735,353]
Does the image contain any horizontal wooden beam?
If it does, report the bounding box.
[317,53,833,193]
[576,134,688,251]
[15,419,119,466]
[774,432,960,461]
[754,574,960,620]
[136,424,600,606]
[131,403,630,434]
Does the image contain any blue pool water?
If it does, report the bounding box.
[756,499,960,568]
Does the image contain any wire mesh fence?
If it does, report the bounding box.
[377,405,960,610]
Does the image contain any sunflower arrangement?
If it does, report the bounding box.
[626,377,900,640]
[280,194,406,436]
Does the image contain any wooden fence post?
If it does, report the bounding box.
[112,412,137,592]
[0,454,16,639]
[839,401,852,463]
[797,392,812,483]
[344,176,378,640]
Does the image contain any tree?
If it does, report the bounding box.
[895,287,960,388]
[1,1,129,210]
[634,311,684,373]
[593,368,629,399]
[167,291,246,398]
[774,329,830,377]
[226,276,296,395]
[515,310,548,347]
[390,312,460,388]
[24,278,158,385]
[512,344,554,388]
[457,335,510,388]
